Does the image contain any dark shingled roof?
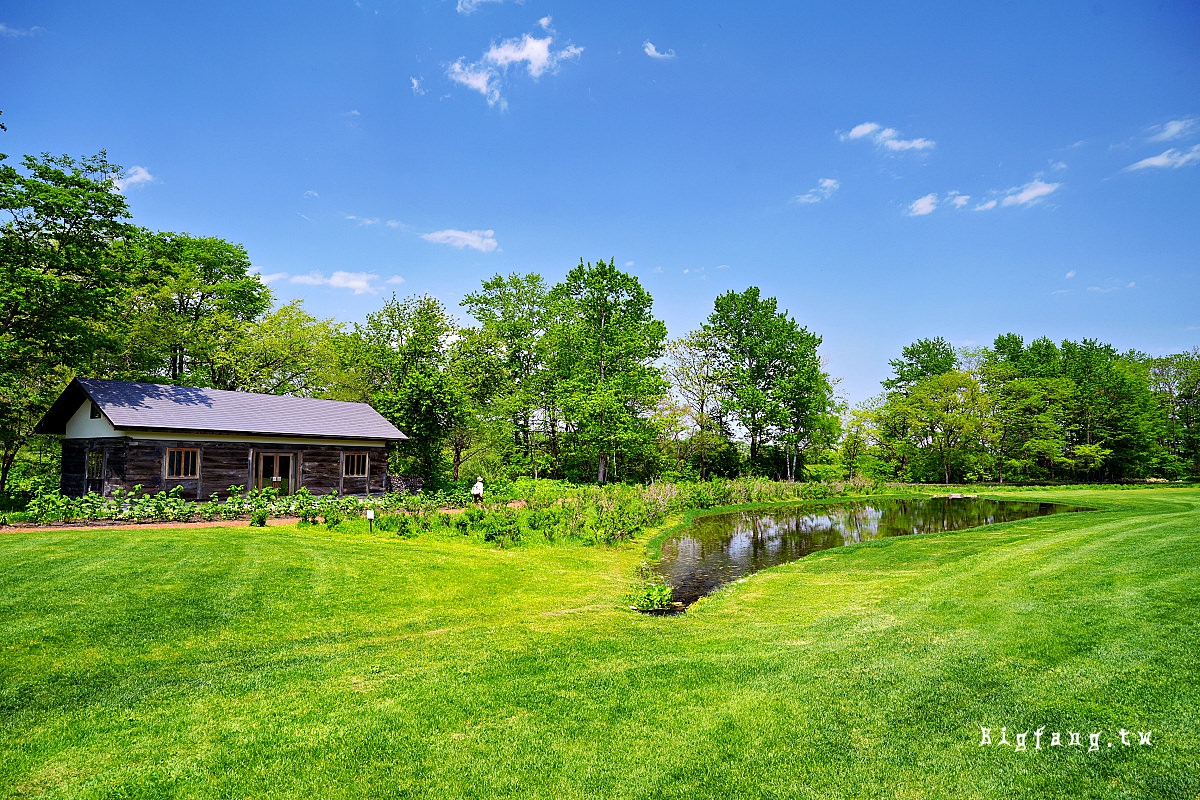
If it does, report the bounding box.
[36,378,409,442]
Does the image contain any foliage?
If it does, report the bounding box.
[856,333,1180,483]
[626,562,675,610]
[0,151,132,494]
[699,287,836,477]
[542,259,668,484]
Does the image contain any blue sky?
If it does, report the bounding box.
[3,0,1198,405]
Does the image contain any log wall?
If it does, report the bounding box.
[60,438,391,499]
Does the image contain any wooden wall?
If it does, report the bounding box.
[61,438,391,499]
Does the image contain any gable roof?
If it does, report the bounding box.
[35,378,409,442]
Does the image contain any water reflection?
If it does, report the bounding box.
[659,498,1087,606]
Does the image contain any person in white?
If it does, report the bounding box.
[471,477,484,504]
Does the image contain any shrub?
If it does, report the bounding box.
[249,509,268,527]
[626,563,675,611]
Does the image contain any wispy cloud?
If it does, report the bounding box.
[947,191,970,208]
[303,190,319,200]
[255,271,290,285]
[907,193,938,216]
[1065,270,1077,279]
[842,121,935,152]
[456,0,503,14]
[113,166,154,192]
[1124,143,1200,171]
[643,40,676,60]
[975,179,1061,210]
[486,33,582,78]
[0,22,45,37]
[343,214,381,226]
[794,178,839,204]
[448,26,583,108]
[1087,280,1137,294]
[422,228,499,252]
[447,59,501,106]
[1147,117,1198,143]
[290,270,389,294]
[410,77,426,96]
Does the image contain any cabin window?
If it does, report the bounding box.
[86,451,105,480]
[166,448,199,478]
[344,453,368,478]
[90,402,102,419]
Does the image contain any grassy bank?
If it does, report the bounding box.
[1,487,1197,798]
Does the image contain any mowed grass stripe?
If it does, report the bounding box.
[1,488,1198,798]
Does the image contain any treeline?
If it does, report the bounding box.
[2,148,1196,500]
[841,336,1200,483]
[0,150,837,496]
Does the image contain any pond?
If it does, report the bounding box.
[657,497,1091,607]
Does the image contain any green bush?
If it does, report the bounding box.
[626,563,675,610]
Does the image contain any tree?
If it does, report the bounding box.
[882,336,959,392]
[542,259,667,483]
[107,230,272,387]
[1148,349,1200,477]
[900,370,988,484]
[335,294,458,482]
[443,327,506,481]
[0,151,132,493]
[663,332,726,478]
[700,287,833,476]
[214,301,343,396]
[461,273,549,475]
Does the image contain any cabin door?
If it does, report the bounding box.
[256,453,294,495]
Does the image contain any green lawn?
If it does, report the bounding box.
[2,488,1198,799]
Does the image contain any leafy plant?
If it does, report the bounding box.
[626,563,675,611]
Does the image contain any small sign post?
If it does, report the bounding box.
[366,508,375,535]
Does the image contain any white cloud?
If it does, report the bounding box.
[794,177,839,204]
[842,121,935,152]
[1147,118,1198,143]
[1086,280,1136,294]
[975,179,1061,210]
[256,271,289,285]
[487,34,555,77]
[643,40,676,60]
[113,166,154,192]
[291,270,383,294]
[410,77,426,96]
[386,275,406,285]
[385,219,405,229]
[947,191,970,208]
[421,228,499,252]
[907,193,938,216]
[1124,143,1200,171]
[538,16,553,31]
[343,214,380,226]
[1065,270,1077,279]
[1001,179,1061,206]
[845,122,881,140]
[303,190,319,199]
[625,260,635,267]
[448,26,583,108]
[447,58,501,106]
[456,0,502,14]
[0,23,44,37]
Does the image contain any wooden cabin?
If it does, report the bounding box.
[36,378,409,499]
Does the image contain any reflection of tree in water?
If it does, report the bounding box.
[659,498,1083,606]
